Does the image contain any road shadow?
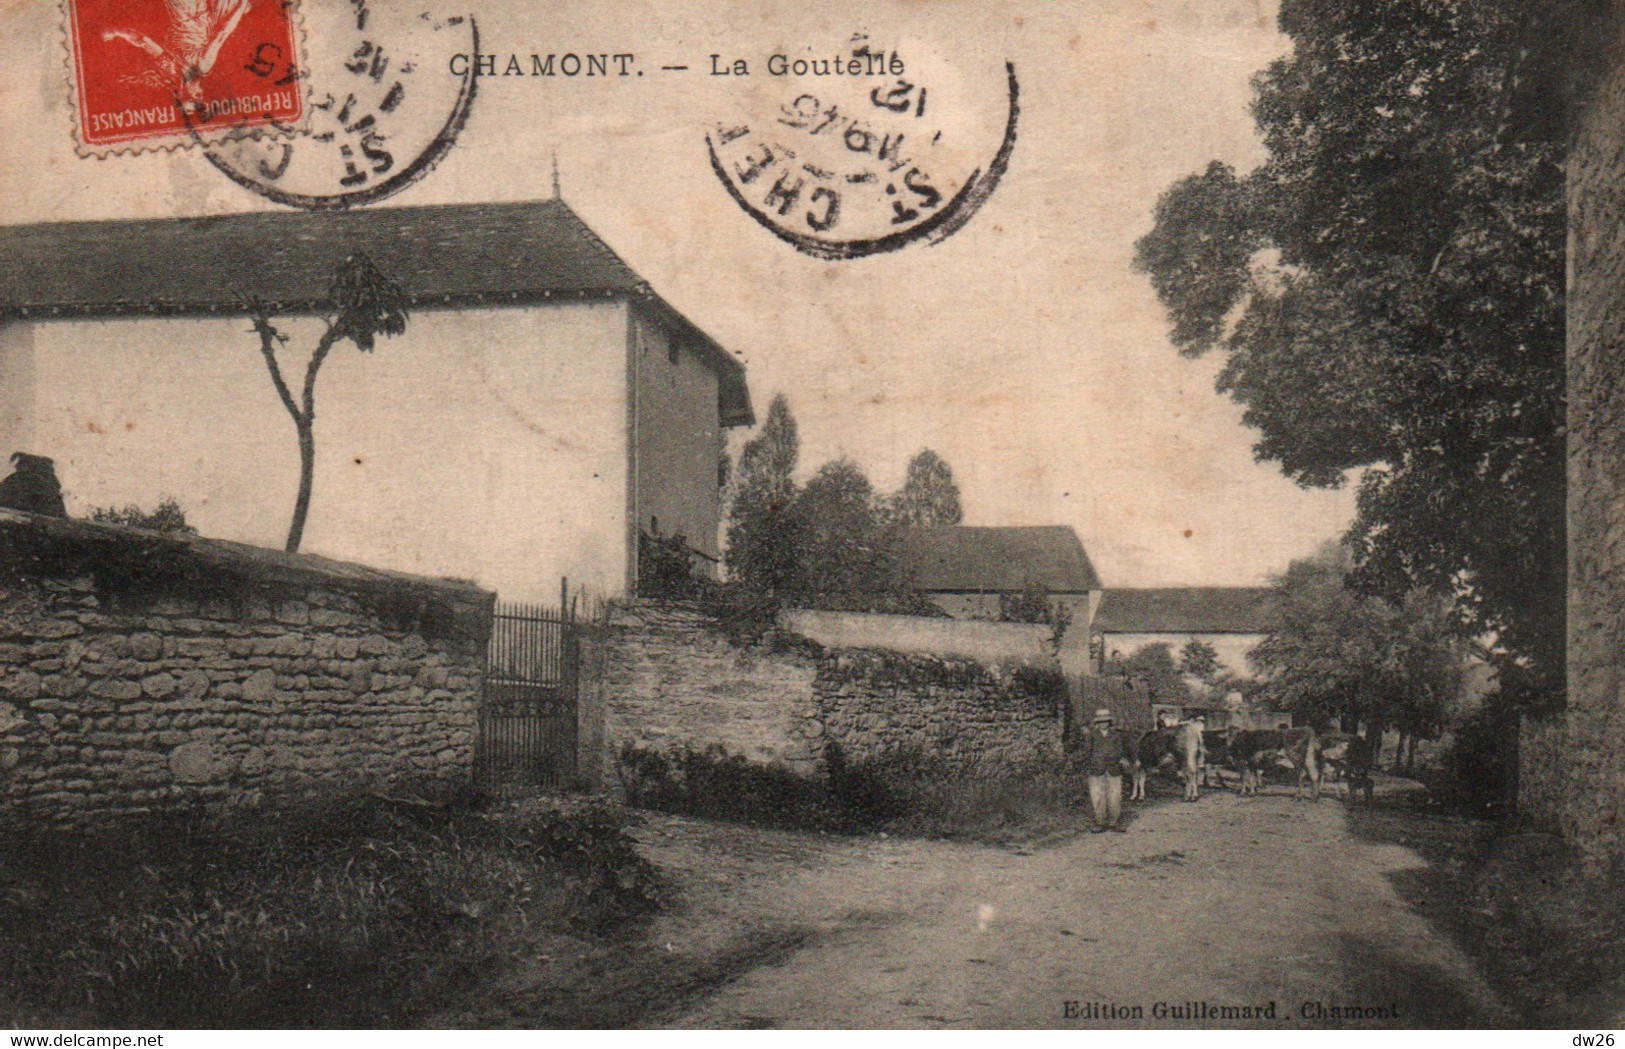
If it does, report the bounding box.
[1339,785,1625,1026]
[1330,931,1509,1027]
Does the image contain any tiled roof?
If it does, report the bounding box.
[0,199,752,425]
[889,525,1101,594]
[1094,587,1276,634]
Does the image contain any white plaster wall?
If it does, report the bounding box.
[26,302,630,601]
[0,322,35,456]
[630,307,724,569]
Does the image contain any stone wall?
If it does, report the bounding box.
[815,649,1064,772]
[0,509,491,827]
[1544,22,1625,861]
[595,601,1066,789]
[595,602,822,785]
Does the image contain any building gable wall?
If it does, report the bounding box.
[629,304,725,578]
[5,301,632,601]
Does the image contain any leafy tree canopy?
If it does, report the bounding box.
[722,396,948,615]
[1133,0,1569,708]
[1179,639,1222,683]
[725,393,801,594]
[795,458,886,601]
[885,448,964,526]
[1252,544,1469,737]
[998,581,1074,647]
[1116,642,1194,707]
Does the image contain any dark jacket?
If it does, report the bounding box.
[1079,725,1130,777]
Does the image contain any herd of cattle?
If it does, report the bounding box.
[1124,723,1378,803]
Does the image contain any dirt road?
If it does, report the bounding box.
[635,787,1512,1029]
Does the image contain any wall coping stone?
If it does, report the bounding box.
[0,508,493,641]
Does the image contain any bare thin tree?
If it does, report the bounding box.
[247,252,407,553]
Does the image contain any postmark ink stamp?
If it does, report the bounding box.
[198,3,478,210]
[65,0,304,155]
[706,41,1018,260]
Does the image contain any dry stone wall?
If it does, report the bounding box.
[595,602,823,783]
[814,649,1064,771]
[0,509,491,826]
[595,601,1065,788]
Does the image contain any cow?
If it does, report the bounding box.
[1224,727,1321,800]
[1320,732,1375,803]
[1201,729,1232,788]
[1129,722,1206,801]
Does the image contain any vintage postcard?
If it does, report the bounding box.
[0,0,1617,1033]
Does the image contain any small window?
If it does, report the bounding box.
[667,334,680,365]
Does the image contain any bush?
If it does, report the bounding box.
[619,742,841,830]
[88,497,196,534]
[1427,699,1516,817]
[0,792,662,1027]
[998,582,1074,646]
[617,742,1086,844]
[637,530,719,601]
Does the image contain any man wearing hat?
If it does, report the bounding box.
[1079,707,1132,833]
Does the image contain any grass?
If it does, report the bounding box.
[0,791,665,1028]
[439,921,811,1028]
[617,742,1092,846]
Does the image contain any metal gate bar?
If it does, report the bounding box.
[476,594,578,792]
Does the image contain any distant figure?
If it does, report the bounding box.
[0,453,67,517]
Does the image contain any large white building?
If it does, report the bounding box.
[0,200,753,601]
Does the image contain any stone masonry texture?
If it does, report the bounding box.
[1531,27,1625,863]
[597,601,1065,790]
[0,509,492,827]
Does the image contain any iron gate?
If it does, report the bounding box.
[476,599,579,791]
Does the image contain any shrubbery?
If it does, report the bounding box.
[88,496,196,534]
[1427,700,1517,818]
[0,791,663,1027]
[617,741,1086,844]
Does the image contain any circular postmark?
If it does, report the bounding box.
[706,40,1018,260]
[195,3,478,210]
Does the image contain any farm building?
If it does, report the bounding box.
[887,524,1102,674]
[0,199,753,602]
[1092,586,1275,679]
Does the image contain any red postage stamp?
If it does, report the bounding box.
[65,0,304,153]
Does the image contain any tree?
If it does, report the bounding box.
[1251,545,1466,749]
[249,252,407,553]
[793,458,887,601]
[1179,639,1221,684]
[1118,643,1194,708]
[725,393,802,594]
[1133,0,1569,709]
[998,581,1074,650]
[884,448,964,526]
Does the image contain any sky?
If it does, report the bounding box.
[0,0,1357,588]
